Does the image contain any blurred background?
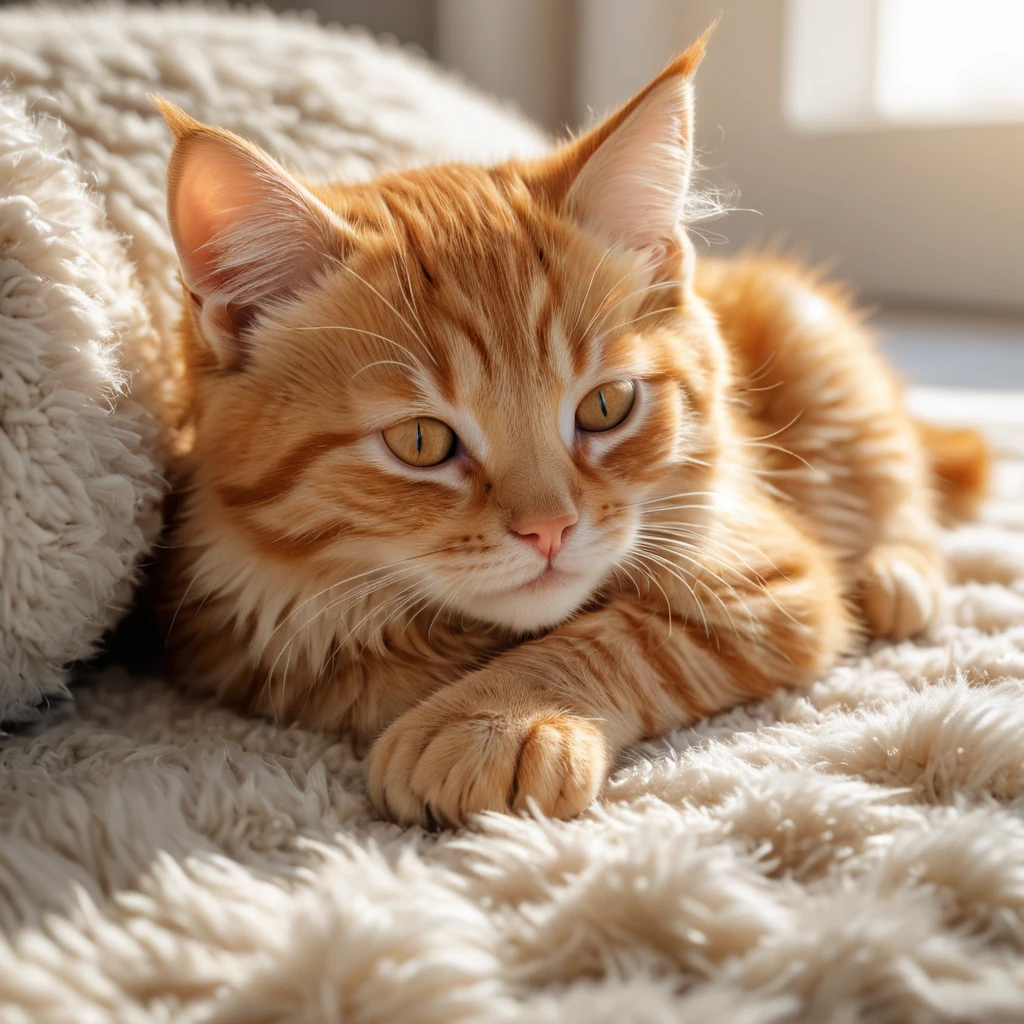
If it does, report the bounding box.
[279,0,1024,389]
[14,0,1022,387]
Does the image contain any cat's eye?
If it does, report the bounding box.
[575,380,636,432]
[383,417,457,467]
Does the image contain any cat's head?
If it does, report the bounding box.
[159,30,729,634]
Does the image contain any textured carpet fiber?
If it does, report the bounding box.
[2,391,1024,1022]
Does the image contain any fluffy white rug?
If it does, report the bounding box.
[2,389,1023,1022]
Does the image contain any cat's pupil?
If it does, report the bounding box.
[416,421,422,454]
[599,391,608,417]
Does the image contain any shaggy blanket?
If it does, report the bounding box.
[0,90,163,721]
[2,388,1023,1022]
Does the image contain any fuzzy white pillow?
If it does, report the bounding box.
[0,93,164,722]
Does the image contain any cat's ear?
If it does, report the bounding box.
[153,97,351,368]
[532,25,713,260]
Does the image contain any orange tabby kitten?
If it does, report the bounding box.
[153,32,986,827]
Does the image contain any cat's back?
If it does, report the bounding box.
[694,253,864,389]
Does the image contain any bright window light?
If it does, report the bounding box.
[785,0,1024,131]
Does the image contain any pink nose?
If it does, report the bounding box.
[514,513,578,559]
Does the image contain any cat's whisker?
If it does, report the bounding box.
[426,582,459,646]
[261,565,408,658]
[260,545,460,656]
[568,244,616,345]
[620,554,676,641]
[275,645,293,725]
[293,324,429,377]
[361,582,430,653]
[166,571,200,643]
[745,349,778,384]
[322,253,437,361]
[393,255,431,344]
[264,568,420,686]
[637,503,717,517]
[637,527,801,630]
[629,489,720,510]
[636,562,732,646]
[585,277,679,341]
[634,538,750,631]
[591,304,680,346]
[738,440,820,476]
[630,542,714,639]
[260,561,434,675]
[572,261,642,348]
[643,520,786,572]
[351,358,419,381]
[738,379,785,395]
[649,519,794,594]
[743,409,806,444]
[611,560,644,600]
[343,580,425,657]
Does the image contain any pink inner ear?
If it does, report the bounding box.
[173,141,262,296]
[565,75,693,254]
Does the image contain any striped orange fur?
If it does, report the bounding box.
[153,32,988,826]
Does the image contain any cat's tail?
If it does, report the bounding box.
[915,420,991,522]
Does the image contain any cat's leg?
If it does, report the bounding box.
[704,257,946,641]
[366,498,851,826]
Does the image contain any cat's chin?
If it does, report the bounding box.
[460,567,604,634]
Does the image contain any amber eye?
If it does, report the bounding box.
[383,417,457,467]
[575,380,636,432]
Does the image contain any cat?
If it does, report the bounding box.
[151,28,988,828]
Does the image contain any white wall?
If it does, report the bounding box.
[675,0,1024,311]
[437,0,1024,312]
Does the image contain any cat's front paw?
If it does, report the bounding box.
[365,694,608,828]
[856,542,945,641]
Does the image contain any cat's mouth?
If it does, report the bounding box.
[457,560,608,632]
[482,565,577,599]
[513,566,575,594]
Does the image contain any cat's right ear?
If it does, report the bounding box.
[524,24,715,269]
[153,96,352,369]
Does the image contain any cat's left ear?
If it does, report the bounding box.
[531,24,714,261]
[152,97,353,368]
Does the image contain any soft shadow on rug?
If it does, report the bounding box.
[2,391,1024,1023]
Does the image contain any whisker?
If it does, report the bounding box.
[740,440,820,476]
[293,324,429,377]
[638,528,801,629]
[590,304,680,349]
[744,409,806,444]
[166,571,200,643]
[569,244,615,345]
[631,543,714,639]
[628,490,720,510]
[745,349,778,384]
[351,358,418,381]
[394,255,431,344]
[264,568,420,685]
[586,278,678,341]
[323,254,435,360]
[620,553,676,641]
[259,544,461,658]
